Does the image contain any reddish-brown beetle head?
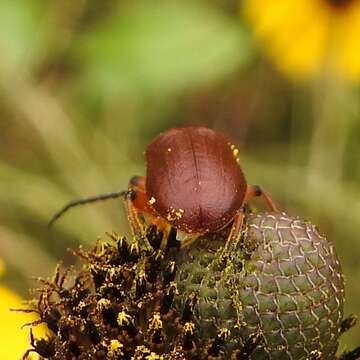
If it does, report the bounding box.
[145,127,247,234]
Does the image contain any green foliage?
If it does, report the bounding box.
[0,0,45,68]
[80,1,250,97]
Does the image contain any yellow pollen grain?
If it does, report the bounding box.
[168,282,178,294]
[97,298,111,309]
[149,313,163,329]
[167,207,185,221]
[219,328,231,339]
[148,197,156,205]
[146,353,162,360]
[135,345,150,354]
[117,310,132,326]
[110,339,123,351]
[184,322,195,333]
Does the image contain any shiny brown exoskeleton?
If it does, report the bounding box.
[146,127,247,234]
[49,127,278,248]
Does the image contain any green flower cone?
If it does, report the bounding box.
[176,212,344,359]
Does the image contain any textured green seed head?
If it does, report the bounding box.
[175,212,345,359]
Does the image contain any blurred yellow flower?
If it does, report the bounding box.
[0,259,5,277]
[0,262,45,359]
[244,0,360,81]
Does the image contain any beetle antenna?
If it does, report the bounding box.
[48,190,128,227]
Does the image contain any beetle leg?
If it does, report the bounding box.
[245,185,279,212]
[124,178,153,252]
[124,201,152,253]
[127,176,177,250]
[124,193,146,238]
[223,208,246,253]
[180,234,202,249]
[150,217,173,248]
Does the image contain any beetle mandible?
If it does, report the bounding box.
[49,127,278,248]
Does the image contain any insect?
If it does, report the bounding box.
[49,127,278,248]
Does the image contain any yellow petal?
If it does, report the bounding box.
[243,0,360,82]
[0,286,46,360]
[274,11,329,79]
[244,0,331,79]
[244,0,299,37]
[335,3,360,81]
[0,260,5,277]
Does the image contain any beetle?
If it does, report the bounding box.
[49,127,278,248]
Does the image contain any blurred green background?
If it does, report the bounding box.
[0,0,359,351]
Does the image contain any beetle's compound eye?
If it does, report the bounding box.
[126,189,137,201]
